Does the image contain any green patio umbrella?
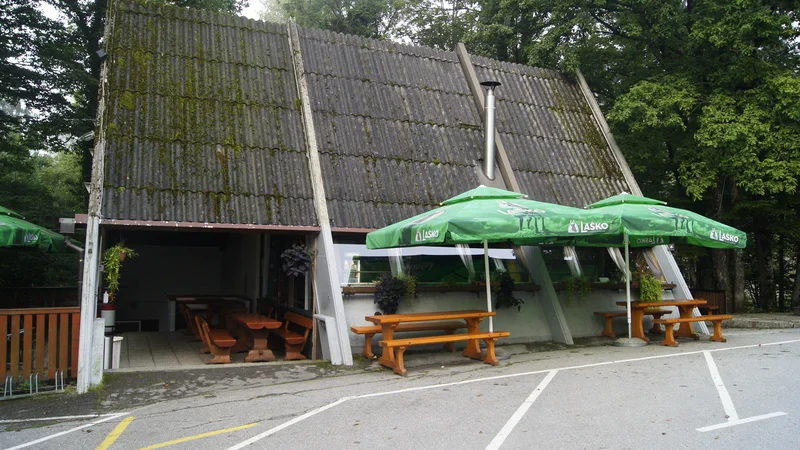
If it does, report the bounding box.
[0,206,66,253]
[366,186,617,249]
[581,193,747,343]
[366,185,618,331]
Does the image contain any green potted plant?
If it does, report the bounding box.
[563,275,591,306]
[280,244,314,309]
[102,241,138,301]
[398,274,417,300]
[374,274,408,314]
[492,270,524,311]
[281,244,313,277]
[638,272,663,303]
[101,242,137,334]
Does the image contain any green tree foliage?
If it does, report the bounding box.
[1,0,249,174]
[270,0,418,39]
[0,147,84,287]
[263,0,477,47]
[467,0,800,311]
[406,0,477,50]
[151,0,248,12]
[0,1,78,144]
[468,1,800,197]
[0,0,246,288]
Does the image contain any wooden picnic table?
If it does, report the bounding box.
[229,313,282,362]
[365,310,506,375]
[617,299,707,342]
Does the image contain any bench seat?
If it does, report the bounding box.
[271,328,306,346]
[207,330,236,347]
[379,331,510,376]
[195,316,236,364]
[351,321,468,358]
[181,304,202,341]
[268,312,312,360]
[594,309,671,338]
[653,314,733,346]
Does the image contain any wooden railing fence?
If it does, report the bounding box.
[1,307,80,381]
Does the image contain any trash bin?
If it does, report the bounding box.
[100,303,115,334]
[112,336,123,369]
[103,335,124,370]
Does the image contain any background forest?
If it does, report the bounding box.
[2,0,798,312]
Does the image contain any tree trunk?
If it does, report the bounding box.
[755,231,775,311]
[792,245,800,308]
[726,179,746,312]
[711,249,731,307]
[733,249,746,313]
[778,234,785,311]
[709,179,733,308]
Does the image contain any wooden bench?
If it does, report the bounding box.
[351,321,469,358]
[269,311,313,360]
[195,315,236,364]
[380,331,510,376]
[594,309,671,338]
[181,304,202,341]
[652,315,733,346]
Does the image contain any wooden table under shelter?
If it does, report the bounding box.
[167,294,250,324]
[618,299,707,342]
[228,313,282,362]
[365,310,509,376]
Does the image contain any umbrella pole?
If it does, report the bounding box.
[615,234,646,347]
[484,239,493,333]
[625,234,631,339]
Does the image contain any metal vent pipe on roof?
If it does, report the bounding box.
[480,81,501,180]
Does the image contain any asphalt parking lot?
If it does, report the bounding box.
[2,328,799,450]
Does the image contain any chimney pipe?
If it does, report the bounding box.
[480,81,501,180]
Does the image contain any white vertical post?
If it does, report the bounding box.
[288,19,352,365]
[484,239,493,333]
[625,234,632,339]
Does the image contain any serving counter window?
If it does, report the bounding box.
[332,243,528,286]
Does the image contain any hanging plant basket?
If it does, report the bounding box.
[281,244,313,277]
[102,242,138,300]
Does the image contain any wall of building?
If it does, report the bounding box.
[117,244,223,331]
[557,287,680,338]
[221,233,261,302]
[342,289,552,354]
[342,285,680,354]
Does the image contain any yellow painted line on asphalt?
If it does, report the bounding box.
[140,422,258,450]
[96,416,135,450]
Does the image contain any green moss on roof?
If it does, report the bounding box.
[120,91,135,110]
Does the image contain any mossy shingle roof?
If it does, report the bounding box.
[103,1,314,225]
[102,0,630,229]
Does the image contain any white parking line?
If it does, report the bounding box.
[226,398,351,450]
[485,370,558,450]
[703,351,739,421]
[696,350,787,432]
[6,413,128,450]
[14,337,793,450]
[223,338,800,448]
[0,413,111,424]
[697,412,788,432]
